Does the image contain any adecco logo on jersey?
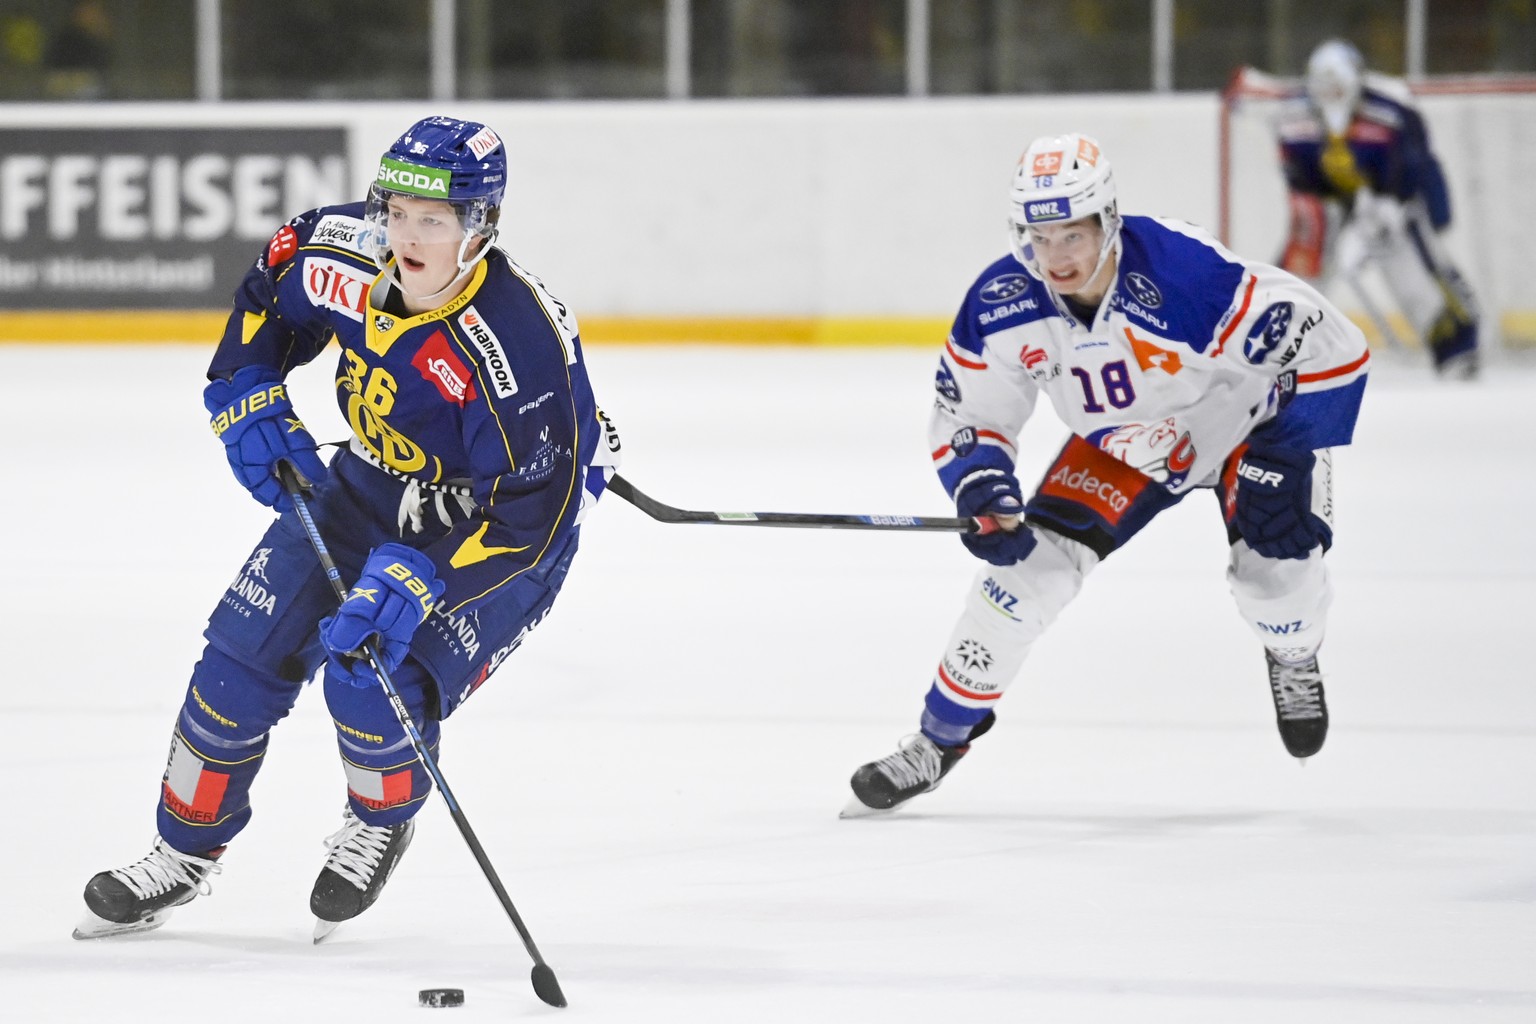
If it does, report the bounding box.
[0,126,346,310]
[1024,199,1071,223]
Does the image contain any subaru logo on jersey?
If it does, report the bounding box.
[1024,199,1071,223]
[1124,271,1163,308]
[1244,302,1295,364]
[935,360,962,403]
[979,273,1030,304]
[950,427,978,457]
[458,305,518,398]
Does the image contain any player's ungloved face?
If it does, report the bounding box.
[1026,218,1105,297]
[384,195,472,299]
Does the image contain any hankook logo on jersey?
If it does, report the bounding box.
[458,306,517,398]
[979,273,1030,304]
[1124,271,1163,308]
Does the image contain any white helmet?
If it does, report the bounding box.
[1306,39,1364,135]
[1008,133,1121,284]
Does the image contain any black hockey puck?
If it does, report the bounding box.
[418,988,465,1008]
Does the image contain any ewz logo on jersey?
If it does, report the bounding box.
[980,577,1022,621]
[979,273,1031,304]
[1244,302,1295,364]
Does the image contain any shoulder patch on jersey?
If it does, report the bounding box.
[457,305,518,399]
[309,214,368,255]
[1123,272,1162,308]
[936,359,962,403]
[266,226,298,268]
[1243,302,1295,364]
[978,273,1031,304]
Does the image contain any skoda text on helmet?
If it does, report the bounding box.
[364,115,508,303]
[1305,39,1365,136]
[1008,133,1121,291]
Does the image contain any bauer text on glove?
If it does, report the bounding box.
[204,365,328,512]
[1232,446,1332,560]
[319,544,446,688]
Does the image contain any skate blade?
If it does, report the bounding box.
[72,908,172,940]
[839,796,895,819]
[313,918,342,944]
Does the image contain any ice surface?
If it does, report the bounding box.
[2,343,1533,1022]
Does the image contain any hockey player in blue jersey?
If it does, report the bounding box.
[845,133,1369,816]
[75,116,618,939]
[1277,39,1478,378]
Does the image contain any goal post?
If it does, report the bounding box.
[1218,66,1536,350]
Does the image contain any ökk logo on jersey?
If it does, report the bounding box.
[979,273,1030,304]
[1244,302,1295,364]
[1024,199,1071,223]
[1124,272,1163,308]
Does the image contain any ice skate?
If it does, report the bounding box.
[74,837,223,940]
[842,712,995,817]
[1266,649,1328,759]
[310,806,415,943]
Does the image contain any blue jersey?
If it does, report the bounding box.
[208,202,611,615]
[1278,78,1451,229]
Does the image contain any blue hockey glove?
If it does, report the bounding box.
[204,365,328,513]
[319,544,446,688]
[1232,446,1332,560]
[956,474,1038,566]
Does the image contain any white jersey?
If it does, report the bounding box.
[930,215,1370,498]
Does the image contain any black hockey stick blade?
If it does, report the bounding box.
[276,459,569,1010]
[532,964,568,1008]
[607,473,986,534]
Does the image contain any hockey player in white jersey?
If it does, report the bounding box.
[845,133,1369,815]
[1277,39,1478,378]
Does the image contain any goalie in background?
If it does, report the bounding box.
[1276,38,1480,379]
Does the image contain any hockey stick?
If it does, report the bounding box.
[276,461,567,1010]
[607,473,995,534]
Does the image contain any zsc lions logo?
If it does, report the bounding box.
[1124,272,1163,308]
[979,273,1030,304]
[1244,302,1295,364]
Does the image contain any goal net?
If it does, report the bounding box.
[1219,66,1536,350]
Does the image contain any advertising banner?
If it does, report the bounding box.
[0,127,347,310]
